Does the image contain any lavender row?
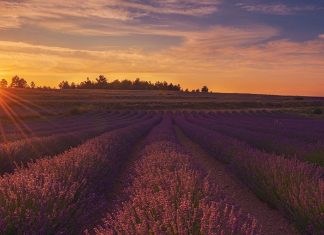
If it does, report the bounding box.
[0,114,161,234]
[187,113,324,166]
[1,111,105,135]
[207,112,324,166]
[0,112,151,174]
[189,112,303,153]
[174,115,324,234]
[94,117,261,235]
[0,111,133,143]
[204,111,324,143]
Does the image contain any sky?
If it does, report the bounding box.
[0,0,324,96]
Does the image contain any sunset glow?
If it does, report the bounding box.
[0,0,323,96]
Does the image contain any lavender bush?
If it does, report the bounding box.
[94,117,261,235]
[0,112,150,174]
[0,115,160,234]
[175,114,324,234]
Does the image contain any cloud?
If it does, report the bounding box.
[106,0,221,17]
[0,0,221,30]
[1,23,323,95]
[319,34,324,39]
[236,3,321,15]
[3,24,322,75]
[0,1,221,51]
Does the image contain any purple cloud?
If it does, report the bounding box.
[236,3,321,15]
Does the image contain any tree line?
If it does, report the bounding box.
[58,76,182,91]
[0,76,51,89]
[0,75,210,92]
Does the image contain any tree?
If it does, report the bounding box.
[79,77,94,89]
[70,82,76,89]
[0,79,8,88]
[30,81,36,89]
[133,78,141,90]
[110,79,121,89]
[58,81,70,89]
[201,86,209,93]
[96,75,108,89]
[120,79,132,90]
[10,75,28,88]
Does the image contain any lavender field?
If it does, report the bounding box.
[1,0,323,233]
[0,105,323,235]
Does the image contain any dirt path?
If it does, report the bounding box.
[174,126,299,235]
[83,136,148,234]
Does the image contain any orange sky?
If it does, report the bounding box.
[0,1,324,96]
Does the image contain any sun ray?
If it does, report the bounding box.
[0,89,46,143]
[0,101,31,141]
[0,89,89,163]
[0,89,66,140]
[1,89,54,119]
[0,100,53,165]
[0,118,8,143]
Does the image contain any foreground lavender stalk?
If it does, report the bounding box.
[94,117,261,235]
[0,115,160,234]
[175,114,324,234]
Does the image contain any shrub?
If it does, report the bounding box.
[313,108,323,115]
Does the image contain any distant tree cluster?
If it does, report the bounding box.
[58,75,182,91]
[184,86,209,93]
[0,74,211,93]
[0,79,7,88]
[201,86,209,93]
[0,76,52,90]
[0,76,37,89]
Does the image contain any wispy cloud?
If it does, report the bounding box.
[2,24,323,74]
[236,3,321,15]
[0,0,221,30]
[108,0,221,16]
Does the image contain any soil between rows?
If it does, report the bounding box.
[82,133,149,234]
